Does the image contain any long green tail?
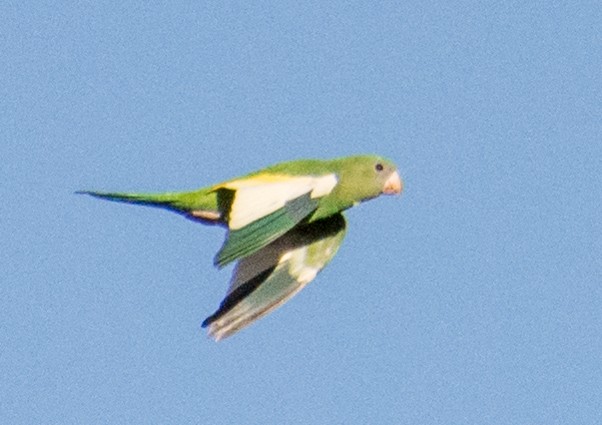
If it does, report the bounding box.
[76,188,220,220]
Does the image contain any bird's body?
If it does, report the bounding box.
[79,154,402,340]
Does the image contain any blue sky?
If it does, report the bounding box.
[2,1,600,424]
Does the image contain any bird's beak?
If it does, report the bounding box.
[383,171,402,195]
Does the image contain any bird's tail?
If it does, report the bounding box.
[76,188,222,223]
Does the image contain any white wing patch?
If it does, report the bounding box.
[223,174,337,230]
[208,243,323,340]
[204,213,347,340]
[285,248,319,285]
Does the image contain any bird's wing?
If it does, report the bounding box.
[213,173,337,267]
[203,213,347,340]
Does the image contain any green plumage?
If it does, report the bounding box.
[76,188,221,221]
[214,192,319,267]
[79,154,402,340]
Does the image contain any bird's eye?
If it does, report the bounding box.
[375,163,384,172]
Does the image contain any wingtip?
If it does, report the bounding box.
[201,320,226,342]
[213,247,234,269]
[201,316,212,328]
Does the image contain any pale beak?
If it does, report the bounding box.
[383,171,402,195]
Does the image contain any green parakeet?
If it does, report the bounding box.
[78,154,402,340]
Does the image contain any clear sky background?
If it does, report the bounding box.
[2,2,600,424]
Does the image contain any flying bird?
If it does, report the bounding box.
[78,154,403,340]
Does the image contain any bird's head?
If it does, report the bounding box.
[334,155,403,204]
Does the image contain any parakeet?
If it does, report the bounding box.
[78,154,402,340]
